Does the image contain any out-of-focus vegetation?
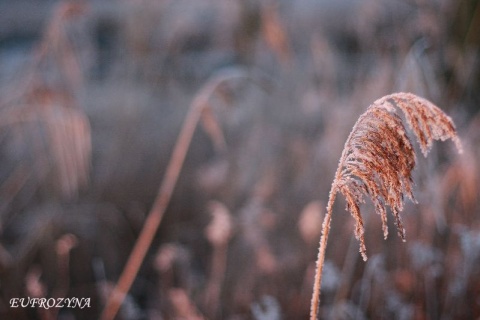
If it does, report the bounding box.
[0,0,479,319]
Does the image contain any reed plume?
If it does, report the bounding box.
[310,92,462,320]
[0,1,90,200]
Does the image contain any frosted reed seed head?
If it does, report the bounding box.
[205,201,233,247]
[310,92,462,320]
[381,93,463,155]
[331,92,462,260]
[55,233,78,255]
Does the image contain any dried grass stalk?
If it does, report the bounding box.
[100,68,263,320]
[0,1,90,199]
[310,92,462,320]
[261,1,292,65]
[203,201,233,317]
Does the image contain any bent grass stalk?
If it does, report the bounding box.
[100,68,255,320]
[310,93,462,320]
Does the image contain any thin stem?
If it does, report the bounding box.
[204,242,228,317]
[100,98,204,320]
[100,69,250,320]
[309,188,337,320]
[310,126,355,320]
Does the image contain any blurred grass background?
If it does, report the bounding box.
[0,0,479,319]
